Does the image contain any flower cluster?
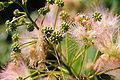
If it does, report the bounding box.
[38,6,50,16]
[5,9,27,32]
[42,27,63,44]
[69,6,120,79]
[1,0,120,80]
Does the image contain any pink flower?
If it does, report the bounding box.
[69,22,86,41]
[91,6,120,79]
[94,54,120,80]
[36,4,62,30]
[86,6,120,55]
[0,57,31,80]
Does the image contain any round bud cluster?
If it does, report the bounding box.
[18,18,26,24]
[12,42,21,53]
[16,77,24,80]
[12,33,19,42]
[13,9,21,16]
[13,9,26,17]
[38,6,50,15]
[42,27,54,38]
[75,14,91,25]
[0,2,9,10]
[47,0,55,5]
[27,24,34,32]
[92,12,102,22]
[6,20,17,32]
[3,2,9,7]
[6,10,27,32]
[60,22,69,31]
[60,11,69,20]
[50,31,63,44]
[0,2,4,9]
[10,52,19,62]
[55,0,64,7]
[75,15,89,22]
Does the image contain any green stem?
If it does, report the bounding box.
[8,1,14,4]
[69,47,84,66]
[66,33,68,64]
[20,37,38,39]
[24,70,38,80]
[40,15,46,27]
[24,6,39,30]
[93,50,99,63]
[11,15,26,23]
[32,74,48,80]
[59,43,67,63]
[53,45,61,65]
[62,61,79,79]
[40,4,50,29]
[20,40,37,49]
[35,14,40,22]
[89,66,120,79]
[79,48,87,74]
[20,40,37,46]
[16,1,39,30]
[53,7,60,30]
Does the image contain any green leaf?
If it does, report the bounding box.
[60,33,97,75]
[60,33,82,75]
[60,33,79,65]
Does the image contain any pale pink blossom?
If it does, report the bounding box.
[94,54,120,80]
[69,22,86,41]
[36,4,62,30]
[86,6,120,55]
[0,57,31,80]
[90,6,120,79]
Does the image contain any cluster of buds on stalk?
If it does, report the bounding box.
[75,14,91,26]
[5,9,27,32]
[1,0,120,80]
[42,27,63,44]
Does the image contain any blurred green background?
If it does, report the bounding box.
[0,0,120,66]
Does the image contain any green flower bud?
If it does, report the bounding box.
[27,24,34,32]
[6,21,17,32]
[42,27,54,38]
[12,42,21,53]
[50,31,63,44]
[3,2,9,7]
[60,22,69,31]
[13,9,20,16]
[10,52,19,62]
[60,11,69,20]
[92,12,102,22]
[47,0,55,4]
[38,6,50,15]
[12,33,19,42]
[19,18,26,24]
[16,77,24,80]
[55,0,64,7]
[5,20,10,25]
[0,2,4,9]
[79,15,89,21]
